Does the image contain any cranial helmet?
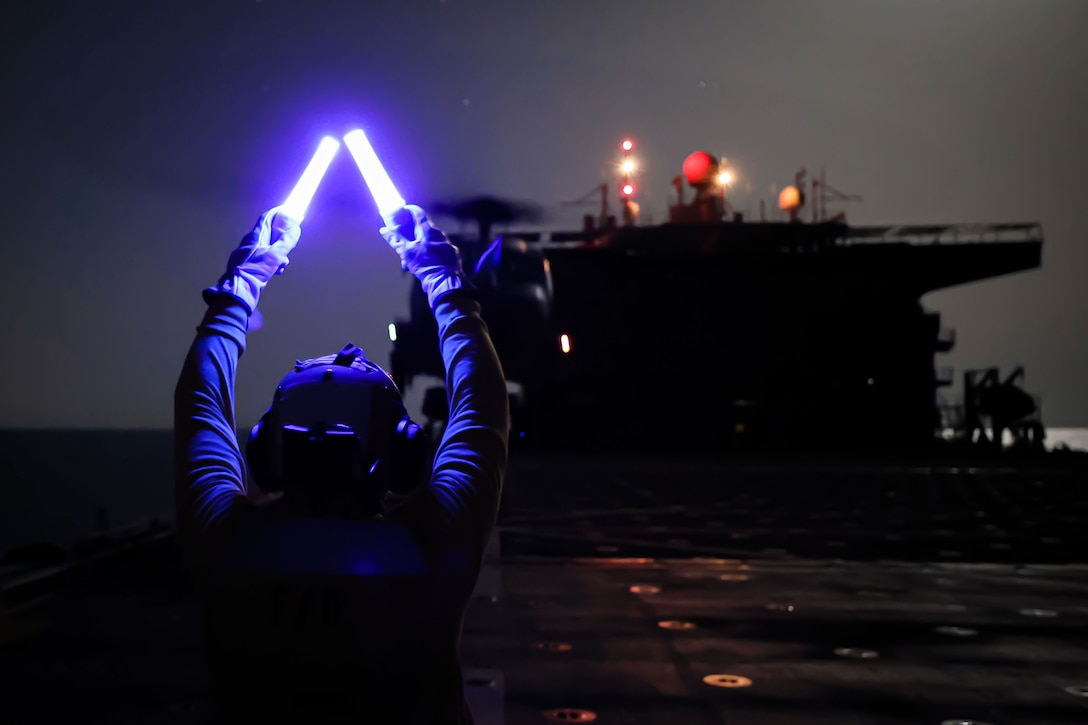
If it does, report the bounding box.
[246,342,429,515]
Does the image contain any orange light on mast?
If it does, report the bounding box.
[778,185,802,211]
[560,334,572,354]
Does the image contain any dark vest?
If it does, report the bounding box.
[202,518,473,721]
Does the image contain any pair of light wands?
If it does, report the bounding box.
[278,130,406,225]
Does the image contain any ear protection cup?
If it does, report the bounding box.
[387,417,429,493]
[245,416,272,489]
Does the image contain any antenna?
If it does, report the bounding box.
[815,167,862,222]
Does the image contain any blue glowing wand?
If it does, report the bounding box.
[343,129,407,226]
[278,135,342,225]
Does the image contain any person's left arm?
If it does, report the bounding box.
[173,208,299,575]
[174,297,251,554]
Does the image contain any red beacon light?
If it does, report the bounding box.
[621,139,634,152]
[621,183,635,197]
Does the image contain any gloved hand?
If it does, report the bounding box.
[204,206,301,315]
[379,204,470,308]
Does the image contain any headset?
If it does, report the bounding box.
[246,343,429,516]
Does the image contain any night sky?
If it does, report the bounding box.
[3,0,1086,430]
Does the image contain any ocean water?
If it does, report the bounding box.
[1,427,1085,556]
[0,430,174,556]
[1034,427,1088,452]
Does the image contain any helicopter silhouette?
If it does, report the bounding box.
[425,194,545,244]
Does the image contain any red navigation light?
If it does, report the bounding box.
[621,139,634,152]
[621,183,635,196]
[682,151,718,186]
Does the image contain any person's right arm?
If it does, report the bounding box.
[427,289,509,548]
[381,206,510,552]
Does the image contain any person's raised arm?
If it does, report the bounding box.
[174,208,299,576]
[381,206,510,550]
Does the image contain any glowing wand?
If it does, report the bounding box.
[279,135,342,224]
[343,128,406,224]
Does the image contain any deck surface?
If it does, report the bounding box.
[3,453,1088,724]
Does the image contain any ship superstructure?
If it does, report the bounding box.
[389,144,1044,453]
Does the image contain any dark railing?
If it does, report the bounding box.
[935,366,955,386]
[838,222,1043,246]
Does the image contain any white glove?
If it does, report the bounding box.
[379,204,469,308]
[205,206,301,315]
